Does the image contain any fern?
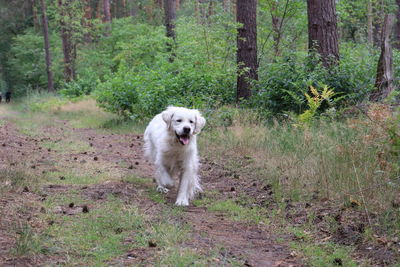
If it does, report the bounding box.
[297,86,335,125]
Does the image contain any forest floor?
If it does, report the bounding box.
[0,98,399,266]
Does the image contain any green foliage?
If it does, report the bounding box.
[249,44,377,116]
[297,86,335,124]
[59,71,98,98]
[94,17,236,119]
[7,29,63,95]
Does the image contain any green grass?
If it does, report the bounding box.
[41,139,93,154]
[124,175,153,185]
[0,168,39,193]
[42,196,143,266]
[44,171,110,185]
[293,241,357,267]
[195,198,269,225]
[12,223,44,256]
[200,111,400,222]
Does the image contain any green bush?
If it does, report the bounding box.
[95,61,235,119]
[250,44,377,115]
[8,29,63,95]
[59,69,98,98]
[94,16,236,119]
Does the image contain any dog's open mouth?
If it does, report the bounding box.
[176,133,190,145]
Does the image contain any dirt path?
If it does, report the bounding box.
[0,106,301,266]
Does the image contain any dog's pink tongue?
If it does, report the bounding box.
[180,136,189,145]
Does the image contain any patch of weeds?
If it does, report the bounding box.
[98,118,147,135]
[217,247,246,266]
[146,188,166,204]
[42,190,85,209]
[44,171,107,185]
[12,115,43,137]
[288,227,312,242]
[43,197,143,265]
[135,221,190,249]
[292,241,357,267]
[207,199,268,224]
[124,175,152,185]
[12,223,43,256]
[156,247,208,267]
[41,139,92,154]
[0,168,38,193]
[192,190,219,207]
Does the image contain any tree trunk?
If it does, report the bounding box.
[127,0,137,16]
[121,0,127,17]
[394,0,400,49]
[83,0,92,43]
[40,0,54,92]
[367,0,373,45]
[58,0,76,82]
[164,0,176,62]
[208,0,214,18]
[306,0,339,67]
[176,0,180,10]
[271,1,281,58]
[97,0,103,19]
[373,3,385,47]
[103,0,112,23]
[155,0,163,9]
[370,14,395,102]
[31,0,40,30]
[223,0,230,12]
[236,0,258,101]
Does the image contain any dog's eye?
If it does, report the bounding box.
[189,120,194,124]
[176,119,182,123]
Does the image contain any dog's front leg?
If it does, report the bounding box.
[155,161,174,193]
[175,163,200,206]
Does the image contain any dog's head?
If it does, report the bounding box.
[162,106,206,145]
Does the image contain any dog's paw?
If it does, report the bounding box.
[156,185,169,193]
[175,198,189,206]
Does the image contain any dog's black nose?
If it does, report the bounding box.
[183,127,190,134]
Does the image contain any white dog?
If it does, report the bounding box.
[144,106,206,206]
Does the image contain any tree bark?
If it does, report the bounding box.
[370,14,395,102]
[121,0,127,17]
[40,0,54,92]
[236,0,258,101]
[103,0,112,23]
[83,0,92,43]
[58,0,76,82]
[306,0,339,67]
[223,0,230,12]
[367,0,373,45]
[155,0,163,9]
[31,0,40,30]
[127,0,138,17]
[208,0,214,18]
[394,0,400,49]
[164,0,176,62]
[271,1,281,58]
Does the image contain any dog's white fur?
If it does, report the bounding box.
[144,106,206,206]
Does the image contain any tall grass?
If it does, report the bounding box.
[200,107,400,217]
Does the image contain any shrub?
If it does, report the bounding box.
[94,16,236,119]
[249,44,377,116]
[59,69,98,98]
[8,29,63,95]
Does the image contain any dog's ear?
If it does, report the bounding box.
[194,111,206,135]
[162,108,174,129]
